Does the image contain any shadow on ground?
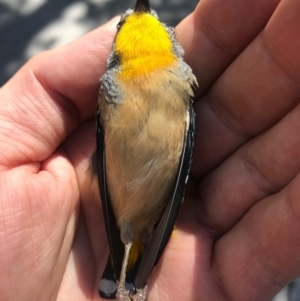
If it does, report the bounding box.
[0,0,198,85]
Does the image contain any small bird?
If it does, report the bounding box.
[90,0,197,300]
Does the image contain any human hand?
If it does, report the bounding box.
[1,0,300,301]
[0,17,118,300]
[172,0,300,300]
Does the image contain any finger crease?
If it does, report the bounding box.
[199,23,237,58]
[263,33,300,92]
[205,93,250,138]
[211,253,235,301]
[286,182,300,231]
[31,69,81,127]
[240,147,276,196]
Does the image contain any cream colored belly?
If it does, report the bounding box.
[102,86,187,243]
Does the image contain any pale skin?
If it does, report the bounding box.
[1,0,300,300]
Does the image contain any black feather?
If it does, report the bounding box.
[95,105,124,298]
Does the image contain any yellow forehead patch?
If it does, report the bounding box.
[115,13,176,81]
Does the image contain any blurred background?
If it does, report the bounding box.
[0,0,299,300]
[0,0,198,85]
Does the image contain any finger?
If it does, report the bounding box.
[191,0,300,178]
[56,216,96,301]
[61,121,109,267]
[213,173,300,301]
[197,101,300,232]
[176,0,280,95]
[62,121,111,299]
[0,18,118,169]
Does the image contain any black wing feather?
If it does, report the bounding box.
[95,105,124,298]
[134,100,195,289]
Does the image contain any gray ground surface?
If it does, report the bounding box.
[0,1,299,300]
[0,0,198,85]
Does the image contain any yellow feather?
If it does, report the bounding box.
[115,13,176,81]
[171,226,177,239]
[128,241,143,269]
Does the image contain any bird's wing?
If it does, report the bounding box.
[94,105,124,298]
[134,99,195,289]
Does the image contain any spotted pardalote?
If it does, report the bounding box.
[90,0,197,300]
